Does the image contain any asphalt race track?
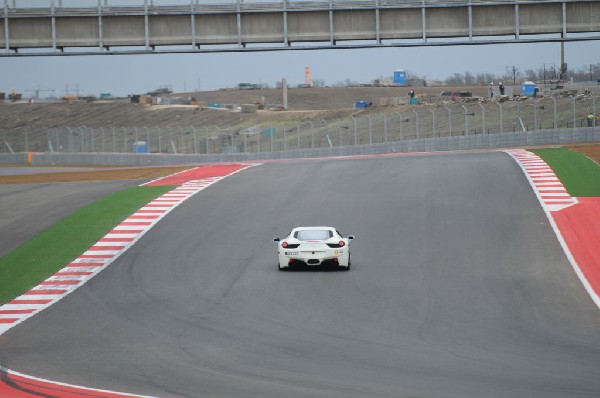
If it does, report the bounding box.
[2,152,600,398]
[0,180,140,257]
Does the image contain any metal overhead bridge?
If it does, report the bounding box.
[2,0,600,56]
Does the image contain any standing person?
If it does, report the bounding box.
[408,88,415,99]
[499,82,505,96]
[488,82,494,98]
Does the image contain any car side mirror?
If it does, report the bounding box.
[273,238,280,242]
[347,235,355,240]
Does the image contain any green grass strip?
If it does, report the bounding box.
[532,147,600,197]
[0,185,173,306]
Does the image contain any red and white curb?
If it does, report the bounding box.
[505,149,577,212]
[505,149,600,309]
[0,166,256,335]
[0,366,155,398]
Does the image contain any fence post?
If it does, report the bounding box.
[308,121,315,149]
[396,112,403,141]
[134,127,139,153]
[203,126,209,154]
[444,107,451,137]
[90,128,95,152]
[283,123,287,151]
[24,126,29,153]
[551,97,557,128]
[498,103,503,133]
[412,110,419,139]
[572,96,576,129]
[533,99,538,131]
[461,105,468,136]
[295,122,301,149]
[593,96,597,128]
[179,126,185,153]
[429,108,435,138]
[366,115,373,145]
[79,127,85,153]
[158,127,163,153]
[478,103,485,134]
[383,113,388,143]
[142,127,148,153]
[351,116,357,146]
[124,127,130,153]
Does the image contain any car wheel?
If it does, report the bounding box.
[343,255,351,271]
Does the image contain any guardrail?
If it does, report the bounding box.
[1,128,598,166]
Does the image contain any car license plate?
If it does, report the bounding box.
[285,251,298,255]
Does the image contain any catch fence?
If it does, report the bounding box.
[1,95,598,157]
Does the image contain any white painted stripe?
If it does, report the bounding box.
[13,294,61,301]
[1,304,44,310]
[70,258,107,263]
[541,193,571,197]
[82,250,119,256]
[104,233,139,239]
[532,177,560,181]
[48,275,88,281]
[535,182,564,186]
[92,242,127,247]
[62,266,104,273]
[112,226,149,231]
[544,198,575,203]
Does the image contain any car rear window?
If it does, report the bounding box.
[295,230,332,241]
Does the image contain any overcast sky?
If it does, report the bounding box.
[1,0,599,97]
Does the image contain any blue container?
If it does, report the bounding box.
[263,127,276,137]
[355,101,370,109]
[521,81,537,95]
[393,69,407,85]
[133,141,148,153]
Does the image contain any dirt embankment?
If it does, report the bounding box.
[0,85,488,131]
[567,144,600,165]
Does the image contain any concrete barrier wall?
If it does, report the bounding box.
[1,128,596,167]
[0,153,27,165]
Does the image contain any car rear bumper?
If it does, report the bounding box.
[278,248,349,268]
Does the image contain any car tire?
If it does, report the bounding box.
[343,255,351,271]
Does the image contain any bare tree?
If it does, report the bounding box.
[464,71,475,85]
[524,69,538,82]
[475,73,495,85]
[445,72,465,85]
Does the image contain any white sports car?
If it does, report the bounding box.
[274,226,355,271]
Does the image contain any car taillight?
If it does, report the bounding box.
[282,241,288,248]
[338,241,345,247]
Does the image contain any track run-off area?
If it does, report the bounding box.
[1,150,600,398]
